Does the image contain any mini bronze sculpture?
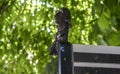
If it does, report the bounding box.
[49,7,72,55]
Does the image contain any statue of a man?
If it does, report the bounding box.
[49,7,72,55]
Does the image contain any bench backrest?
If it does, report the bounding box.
[73,44,120,74]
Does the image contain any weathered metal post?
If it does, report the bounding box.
[58,43,73,74]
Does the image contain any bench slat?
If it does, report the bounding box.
[73,44,120,55]
[74,62,120,69]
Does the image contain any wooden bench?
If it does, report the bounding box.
[58,43,120,74]
[73,44,120,74]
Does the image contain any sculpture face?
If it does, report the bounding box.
[54,10,64,24]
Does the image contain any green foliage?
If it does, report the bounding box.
[0,0,120,74]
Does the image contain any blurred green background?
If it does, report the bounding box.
[0,0,120,74]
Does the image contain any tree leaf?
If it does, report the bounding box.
[107,33,120,46]
[98,14,109,31]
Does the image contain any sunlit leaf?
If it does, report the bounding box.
[98,14,109,31]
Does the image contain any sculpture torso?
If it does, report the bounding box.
[54,7,72,43]
[49,7,72,55]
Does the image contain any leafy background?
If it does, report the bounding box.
[0,0,120,74]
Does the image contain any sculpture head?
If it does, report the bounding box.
[55,7,71,28]
[59,7,71,21]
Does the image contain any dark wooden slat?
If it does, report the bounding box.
[74,67,120,74]
[74,52,120,63]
